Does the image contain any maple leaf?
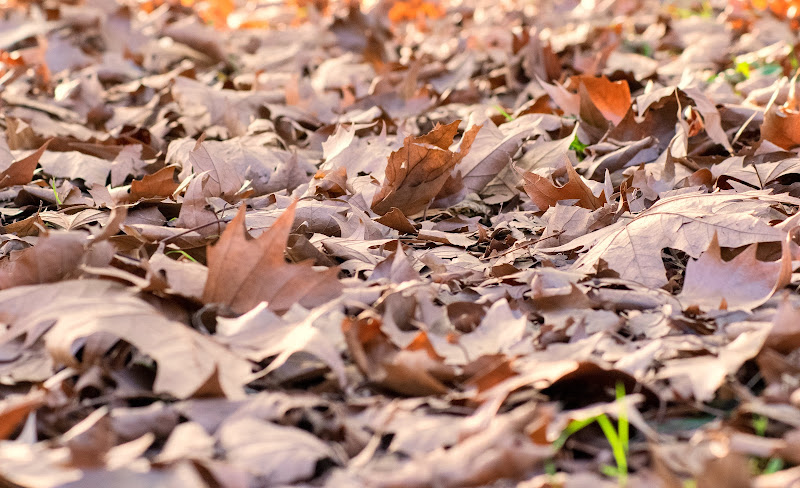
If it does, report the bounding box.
[202,201,342,315]
[522,158,607,211]
[371,121,481,216]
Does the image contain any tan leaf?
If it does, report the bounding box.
[0,232,114,290]
[547,191,799,288]
[371,121,481,216]
[0,280,251,399]
[202,201,342,315]
[522,158,606,211]
[679,232,793,312]
[218,417,336,485]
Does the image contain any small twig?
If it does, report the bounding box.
[159,218,226,245]
[493,230,565,258]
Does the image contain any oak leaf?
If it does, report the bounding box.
[202,201,342,315]
[679,232,793,311]
[371,121,481,216]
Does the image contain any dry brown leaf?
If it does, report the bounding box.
[0,232,114,289]
[0,280,251,399]
[522,158,606,212]
[761,71,800,150]
[202,200,342,315]
[548,191,797,287]
[0,141,49,189]
[371,121,481,216]
[121,166,180,204]
[679,232,793,311]
[343,314,455,396]
[218,417,337,485]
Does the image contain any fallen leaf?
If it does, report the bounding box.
[0,280,252,399]
[0,141,49,189]
[522,158,607,211]
[202,200,342,315]
[761,71,800,150]
[575,75,632,126]
[549,191,797,287]
[679,232,793,311]
[371,121,481,216]
[218,417,336,485]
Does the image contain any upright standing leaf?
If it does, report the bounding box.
[202,201,342,315]
[371,121,480,216]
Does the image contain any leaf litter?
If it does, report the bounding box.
[5,0,800,486]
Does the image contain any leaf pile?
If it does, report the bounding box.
[4,0,800,487]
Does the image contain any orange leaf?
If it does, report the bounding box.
[575,75,631,126]
[388,0,444,23]
[761,70,800,149]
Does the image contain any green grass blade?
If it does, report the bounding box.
[597,413,627,485]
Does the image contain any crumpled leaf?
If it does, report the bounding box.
[371,121,481,216]
[522,158,607,211]
[202,200,342,315]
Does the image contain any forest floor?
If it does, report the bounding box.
[3,0,800,486]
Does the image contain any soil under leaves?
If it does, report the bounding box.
[4,0,800,486]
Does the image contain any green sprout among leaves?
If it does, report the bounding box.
[165,249,199,263]
[494,105,514,122]
[569,134,588,161]
[50,179,62,206]
[750,414,785,475]
[553,382,630,485]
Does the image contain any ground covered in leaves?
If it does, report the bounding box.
[7,0,800,486]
